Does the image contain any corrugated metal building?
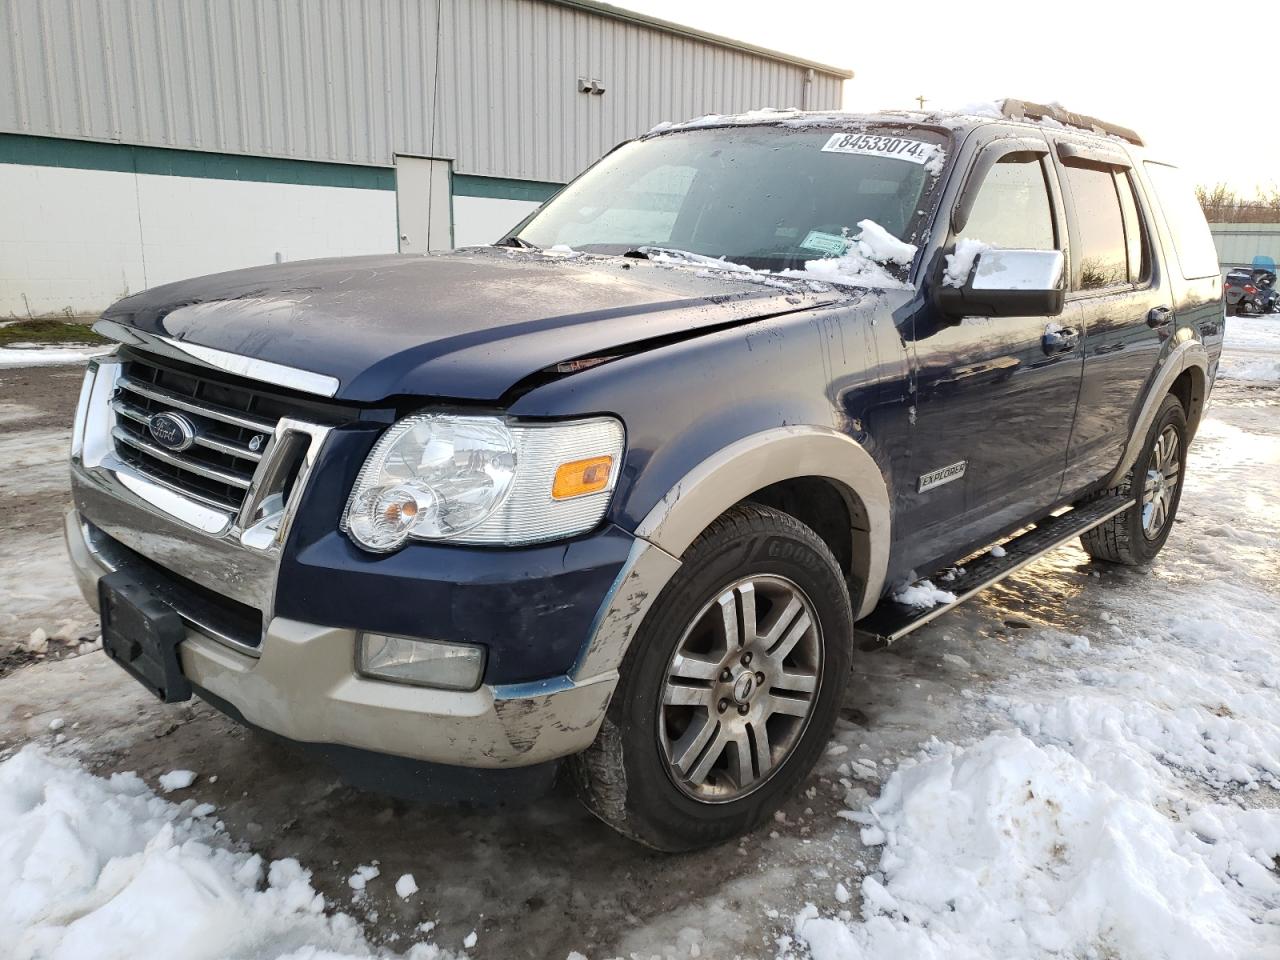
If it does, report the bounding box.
[1210,222,1280,272]
[0,0,849,316]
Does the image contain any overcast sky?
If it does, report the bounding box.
[622,0,1272,195]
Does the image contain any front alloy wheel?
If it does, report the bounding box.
[571,503,853,851]
[659,575,822,802]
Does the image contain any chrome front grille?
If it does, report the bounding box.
[74,340,342,652]
[110,355,290,513]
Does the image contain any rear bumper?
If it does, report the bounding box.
[66,510,619,767]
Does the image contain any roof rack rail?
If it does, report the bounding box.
[1001,99,1144,147]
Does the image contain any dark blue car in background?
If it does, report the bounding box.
[67,99,1222,850]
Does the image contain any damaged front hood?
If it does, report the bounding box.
[97,248,852,403]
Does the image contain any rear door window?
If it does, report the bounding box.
[1144,162,1221,279]
[1062,164,1128,290]
[1115,172,1150,284]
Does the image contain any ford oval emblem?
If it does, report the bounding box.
[147,411,197,452]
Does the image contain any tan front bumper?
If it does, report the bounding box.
[66,510,614,767]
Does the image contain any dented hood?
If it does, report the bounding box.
[98,248,848,403]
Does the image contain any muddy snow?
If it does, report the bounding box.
[1,317,1278,959]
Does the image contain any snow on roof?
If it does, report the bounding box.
[644,105,1002,138]
[644,99,1142,146]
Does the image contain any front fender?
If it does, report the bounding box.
[508,299,899,682]
[568,425,891,686]
[634,425,890,620]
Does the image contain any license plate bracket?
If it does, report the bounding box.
[99,569,193,703]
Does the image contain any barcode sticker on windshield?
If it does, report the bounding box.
[821,132,937,165]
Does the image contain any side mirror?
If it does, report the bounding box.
[934,248,1066,318]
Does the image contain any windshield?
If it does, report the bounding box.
[512,125,948,272]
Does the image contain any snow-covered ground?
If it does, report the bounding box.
[0,748,437,960]
[1220,313,1280,383]
[0,344,111,368]
[0,321,1278,960]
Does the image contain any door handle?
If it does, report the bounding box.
[1042,325,1079,354]
[1147,306,1174,328]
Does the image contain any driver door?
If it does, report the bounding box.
[897,134,1085,574]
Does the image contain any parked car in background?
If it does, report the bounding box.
[1225,267,1278,315]
[66,99,1222,851]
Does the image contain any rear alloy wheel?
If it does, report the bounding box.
[572,503,852,851]
[1080,393,1188,565]
[1141,426,1181,540]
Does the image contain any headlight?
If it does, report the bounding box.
[342,413,624,551]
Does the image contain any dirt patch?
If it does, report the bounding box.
[0,363,86,432]
[0,365,98,667]
[0,318,105,347]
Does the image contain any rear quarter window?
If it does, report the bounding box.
[1143,162,1220,279]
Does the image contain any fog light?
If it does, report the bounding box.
[356,633,485,691]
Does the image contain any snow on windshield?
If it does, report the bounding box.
[636,219,918,292]
[780,219,917,290]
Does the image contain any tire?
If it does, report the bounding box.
[1080,394,1188,565]
[571,503,853,851]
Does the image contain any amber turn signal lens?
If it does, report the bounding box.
[552,455,614,500]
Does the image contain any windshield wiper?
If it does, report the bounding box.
[623,246,752,272]
[495,235,539,250]
[622,246,715,263]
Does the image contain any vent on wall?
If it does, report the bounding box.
[577,77,606,95]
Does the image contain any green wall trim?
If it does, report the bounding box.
[0,133,395,190]
[0,133,566,201]
[452,173,562,202]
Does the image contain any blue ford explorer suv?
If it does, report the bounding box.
[67,100,1222,850]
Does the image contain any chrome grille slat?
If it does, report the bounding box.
[110,397,263,462]
[117,374,277,433]
[108,357,288,513]
[112,426,254,489]
[192,433,264,463]
[114,457,244,513]
[110,398,149,427]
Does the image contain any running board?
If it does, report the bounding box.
[856,495,1131,644]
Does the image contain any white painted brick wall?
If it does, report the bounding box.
[1,164,398,317]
